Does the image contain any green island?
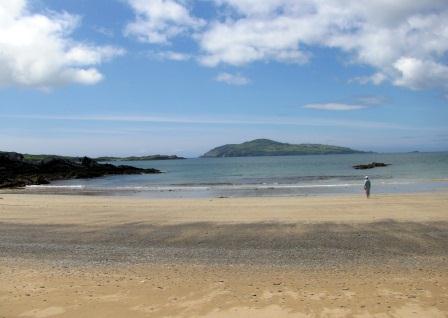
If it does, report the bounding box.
[201,139,366,158]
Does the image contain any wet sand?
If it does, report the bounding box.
[0,193,447,317]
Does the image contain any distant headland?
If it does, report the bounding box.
[201,139,366,158]
[95,155,186,161]
[6,153,186,162]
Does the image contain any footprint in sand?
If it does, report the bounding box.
[20,307,66,318]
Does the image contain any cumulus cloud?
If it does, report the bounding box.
[124,0,204,44]
[0,0,124,89]
[124,0,448,94]
[198,17,311,66]
[215,72,250,85]
[201,1,448,75]
[303,103,367,111]
[393,57,448,90]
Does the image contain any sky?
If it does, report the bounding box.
[0,0,447,157]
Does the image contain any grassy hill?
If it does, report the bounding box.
[201,139,365,158]
[0,152,79,162]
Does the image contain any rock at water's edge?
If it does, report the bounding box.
[0,153,161,188]
[353,162,390,170]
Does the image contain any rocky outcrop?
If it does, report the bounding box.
[353,162,390,170]
[0,152,161,188]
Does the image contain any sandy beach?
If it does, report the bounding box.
[0,193,447,317]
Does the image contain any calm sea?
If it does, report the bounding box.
[29,152,448,198]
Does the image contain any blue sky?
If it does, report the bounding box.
[0,0,447,157]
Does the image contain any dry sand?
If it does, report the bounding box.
[0,193,447,317]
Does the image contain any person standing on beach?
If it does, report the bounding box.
[364,176,371,198]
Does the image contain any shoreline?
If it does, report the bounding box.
[2,181,448,199]
[4,150,447,199]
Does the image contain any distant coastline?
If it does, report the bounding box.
[0,152,186,162]
[95,155,186,161]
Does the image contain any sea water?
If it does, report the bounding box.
[29,152,448,198]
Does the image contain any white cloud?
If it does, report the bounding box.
[122,0,448,94]
[148,50,191,61]
[354,95,386,106]
[393,57,448,90]
[92,26,114,37]
[215,72,250,85]
[199,1,448,93]
[124,0,204,44]
[304,95,387,111]
[0,113,420,130]
[199,17,310,66]
[0,0,124,89]
[352,72,387,85]
[304,103,367,111]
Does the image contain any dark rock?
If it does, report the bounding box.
[81,156,99,168]
[0,152,24,162]
[35,175,50,184]
[39,157,79,172]
[353,162,390,170]
[0,153,161,189]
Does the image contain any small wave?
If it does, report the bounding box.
[117,184,362,191]
[25,183,361,192]
[432,178,448,182]
[24,180,427,192]
[377,181,417,185]
[26,185,85,189]
[110,186,210,191]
